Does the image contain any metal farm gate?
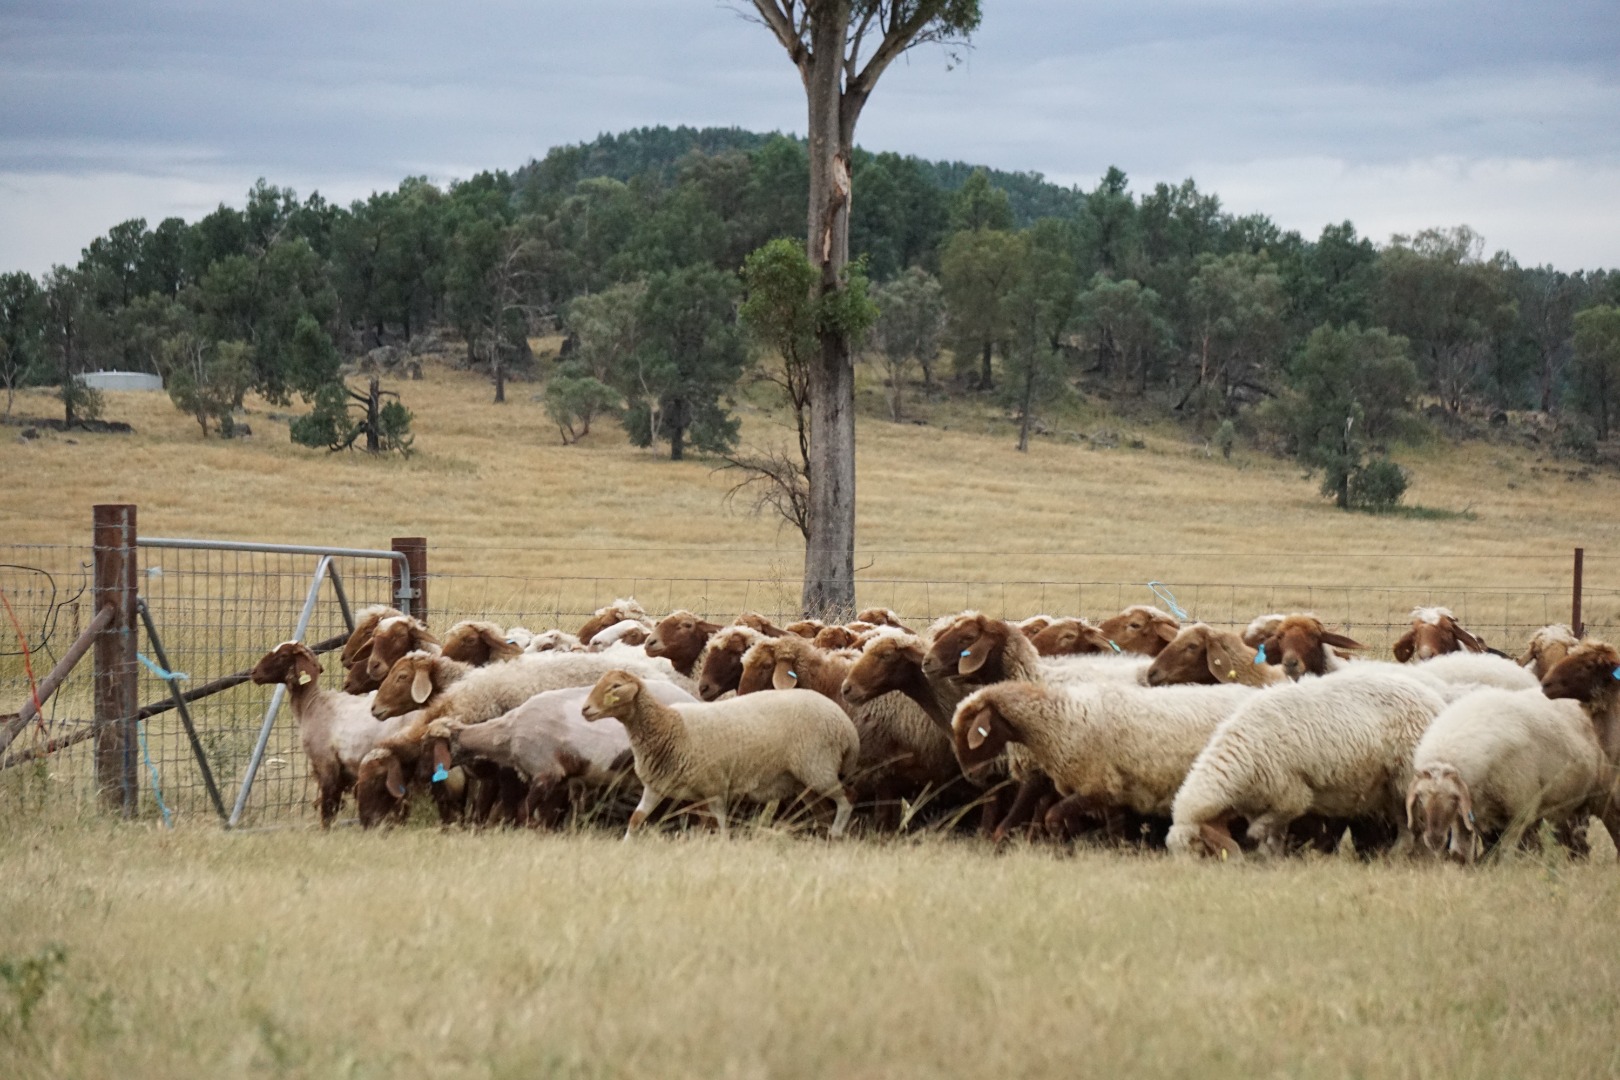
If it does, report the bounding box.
[1,503,1614,828]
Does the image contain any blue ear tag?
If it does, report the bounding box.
[1612,666,1620,681]
[1254,644,1267,665]
[961,649,972,657]
[431,764,449,783]
[506,639,517,645]
[788,671,798,680]
[1107,640,1121,654]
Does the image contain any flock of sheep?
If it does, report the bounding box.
[247,598,1620,862]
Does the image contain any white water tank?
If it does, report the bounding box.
[79,371,163,391]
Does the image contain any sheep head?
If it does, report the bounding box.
[696,627,760,701]
[1149,624,1269,687]
[372,652,443,719]
[250,642,322,689]
[1241,614,1285,649]
[1405,764,1476,862]
[355,748,408,828]
[950,685,1039,770]
[529,629,581,653]
[1031,618,1111,657]
[577,598,647,647]
[339,606,403,668]
[814,625,861,651]
[1261,614,1364,680]
[737,638,789,695]
[1016,615,1055,640]
[734,612,787,638]
[1097,606,1181,657]
[582,670,646,722]
[645,610,722,674]
[1393,607,1484,663]
[784,619,826,639]
[363,616,440,682]
[841,630,926,705]
[922,612,1014,684]
[855,608,912,632]
[1519,624,1580,678]
[440,620,521,667]
[1540,641,1620,706]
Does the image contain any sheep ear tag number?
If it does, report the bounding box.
[431,764,450,783]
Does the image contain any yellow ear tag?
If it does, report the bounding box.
[298,672,312,685]
[1227,669,1238,680]
[602,691,618,706]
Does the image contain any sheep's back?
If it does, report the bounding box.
[660,692,858,800]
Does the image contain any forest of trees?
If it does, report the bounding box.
[3,125,1619,501]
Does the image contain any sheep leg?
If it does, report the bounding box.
[315,777,344,829]
[1043,792,1107,843]
[1553,816,1592,860]
[625,786,662,840]
[992,772,1057,845]
[977,784,1013,839]
[710,796,729,839]
[829,788,855,838]
[1245,813,1292,858]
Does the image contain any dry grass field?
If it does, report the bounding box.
[4,354,1620,1078]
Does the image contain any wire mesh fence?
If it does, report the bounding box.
[3,529,1618,829]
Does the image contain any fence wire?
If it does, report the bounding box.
[3,539,1617,828]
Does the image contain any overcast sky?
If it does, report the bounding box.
[3,0,1616,276]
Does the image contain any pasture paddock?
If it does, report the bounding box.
[3,365,1620,1077]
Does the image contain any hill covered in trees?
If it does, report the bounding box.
[3,124,1619,506]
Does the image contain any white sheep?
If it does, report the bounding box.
[527,628,584,654]
[952,679,1256,825]
[1167,666,1448,858]
[577,598,650,646]
[249,641,419,827]
[581,670,861,837]
[587,618,652,649]
[1406,687,1606,862]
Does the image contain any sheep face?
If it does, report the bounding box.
[1405,765,1476,862]
[1264,615,1364,680]
[697,629,757,701]
[1096,606,1180,657]
[339,607,402,668]
[1519,625,1579,679]
[363,617,439,682]
[440,621,521,667]
[645,611,721,673]
[814,625,860,651]
[1145,626,1221,687]
[784,619,825,639]
[250,642,322,688]
[582,671,644,722]
[952,700,1011,770]
[735,612,786,638]
[1241,614,1285,649]
[841,633,925,705]
[577,598,646,647]
[855,608,911,631]
[1031,618,1110,657]
[737,639,785,695]
[922,614,1008,684]
[1393,608,1484,663]
[1540,642,1620,705]
[372,654,439,719]
[530,630,580,653]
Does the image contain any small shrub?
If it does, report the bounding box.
[1348,457,1408,510]
[1214,419,1237,460]
[0,943,66,1032]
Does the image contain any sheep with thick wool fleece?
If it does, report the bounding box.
[1167,665,1448,858]
[952,679,1257,822]
[581,670,861,837]
[1406,687,1606,863]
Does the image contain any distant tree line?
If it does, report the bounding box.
[2,125,1618,500]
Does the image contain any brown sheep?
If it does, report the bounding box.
[1518,624,1580,679]
[1030,618,1112,658]
[1540,641,1620,753]
[695,626,764,701]
[576,597,648,647]
[440,620,524,667]
[1096,605,1181,657]
[339,605,404,669]
[734,612,788,638]
[1145,624,1283,688]
[856,608,914,632]
[1016,615,1055,640]
[645,610,723,676]
[784,619,826,638]
[813,624,865,651]
[1392,606,1485,662]
[350,615,439,692]
[1255,613,1365,680]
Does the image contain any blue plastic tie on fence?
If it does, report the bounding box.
[1255,643,1267,665]
[137,720,173,829]
[137,652,188,682]
[1146,581,1191,622]
[431,764,450,783]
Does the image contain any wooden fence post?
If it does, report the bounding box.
[392,536,428,622]
[93,504,139,817]
[1572,547,1585,638]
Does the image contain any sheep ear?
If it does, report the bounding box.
[1319,631,1364,651]
[385,756,406,799]
[347,639,374,670]
[771,659,798,691]
[1392,631,1416,663]
[431,741,453,775]
[410,667,434,705]
[1155,619,1180,644]
[959,633,996,676]
[293,650,320,686]
[1405,785,1421,832]
[963,708,995,751]
[1207,638,1261,686]
[484,627,520,661]
[1452,625,1485,653]
[1456,781,1475,834]
[1259,637,1281,665]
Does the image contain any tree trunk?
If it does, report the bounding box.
[670,421,685,462]
[1017,364,1034,452]
[980,341,994,390]
[493,360,506,404]
[800,14,859,621]
[366,377,381,453]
